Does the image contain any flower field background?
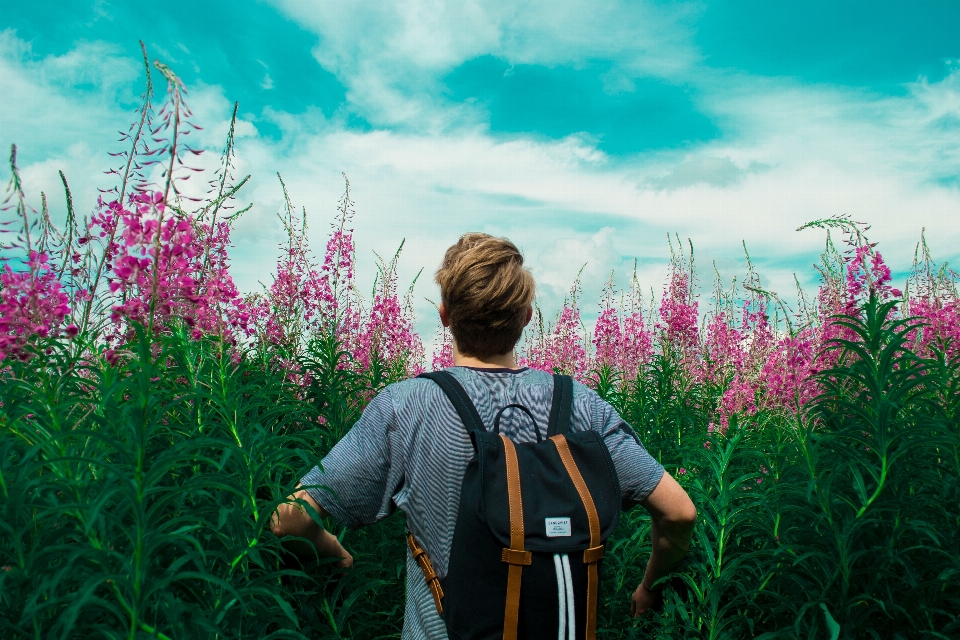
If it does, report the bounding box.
[2,54,959,639]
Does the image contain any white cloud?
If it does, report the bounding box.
[0,30,263,219]
[266,0,701,128]
[640,156,771,190]
[0,33,138,119]
[535,226,626,299]
[253,0,960,274]
[0,31,142,225]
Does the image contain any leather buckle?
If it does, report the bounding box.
[501,548,533,565]
[583,544,605,564]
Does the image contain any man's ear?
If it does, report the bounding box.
[439,302,451,328]
[524,305,533,326]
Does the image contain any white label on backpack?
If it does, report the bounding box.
[545,517,572,537]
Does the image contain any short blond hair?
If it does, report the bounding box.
[435,233,535,359]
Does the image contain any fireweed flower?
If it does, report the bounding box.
[95,192,249,345]
[618,272,655,380]
[909,296,960,359]
[10,186,954,422]
[4,92,957,435]
[658,269,699,367]
[592,306,622,371]
[845,246,900,310]
[526,302,588,380]
[759,327,820,412]
[716,373,759,432]
[0,251,74,362]
[244,176,428,383]
[351,268,424,377]
[589,274,654,383]
[700,311,745,388]
[619,311,653,380]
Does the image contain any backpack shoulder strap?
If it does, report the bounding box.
[547,374,574,437]
[417,371,486,435]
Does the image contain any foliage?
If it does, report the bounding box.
[0,324,408,639]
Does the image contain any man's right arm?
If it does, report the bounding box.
[633,471,697,616]
[270,386,402,569]
[271,488,353,569]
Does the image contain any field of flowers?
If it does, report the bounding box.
[2,55,959,639]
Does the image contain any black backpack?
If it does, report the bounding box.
[410,371,621,640]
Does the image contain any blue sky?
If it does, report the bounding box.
[2,1,959,344]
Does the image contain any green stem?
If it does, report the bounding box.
[855,455,887,518]
[139,622,174,640]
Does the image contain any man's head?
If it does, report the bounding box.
[435,233,535,359]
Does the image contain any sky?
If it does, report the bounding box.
[2,1,959,347]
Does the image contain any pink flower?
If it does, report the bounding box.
[587,273,653,383]
[593,307,622,370]
[93,191,253,345]
[0,254,73,362]
[526,301,588,380]
[658,269,699,364]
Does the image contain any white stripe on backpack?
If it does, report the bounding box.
[554,554,575,640]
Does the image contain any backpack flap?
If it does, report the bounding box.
[475,430,621,553]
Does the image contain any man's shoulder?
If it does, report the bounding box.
[410,367,554,385]
[446,366,553,386]
[573,379,610,405]
[567,378,620,429]
[387,368,556,409]
[387,375,442,394]
[382,375,450,408]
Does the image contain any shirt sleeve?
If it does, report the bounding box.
[299,388,402,529]
[588,391,665,507]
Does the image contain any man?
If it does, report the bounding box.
[272,233,696,638]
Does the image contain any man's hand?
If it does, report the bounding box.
[632,471,696,618]
[271,487,353,569]
[312,527,354,570]
[631,583,663,617]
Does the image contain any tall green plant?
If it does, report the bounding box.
[759,295,960,637]
[0,325,405,638]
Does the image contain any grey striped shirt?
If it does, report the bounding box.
[301,367,664,639]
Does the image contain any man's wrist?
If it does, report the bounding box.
[641,581,662,593]
[314,528,339,552]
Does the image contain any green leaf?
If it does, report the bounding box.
[820,603,841,640]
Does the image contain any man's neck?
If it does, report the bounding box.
[452,346,522,370]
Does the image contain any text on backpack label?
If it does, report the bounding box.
[545,517,572,537]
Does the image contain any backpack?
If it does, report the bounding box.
[410,371,621,640]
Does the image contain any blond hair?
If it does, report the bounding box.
[435,233,535,359]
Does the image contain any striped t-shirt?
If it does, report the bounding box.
[301,366,665,640]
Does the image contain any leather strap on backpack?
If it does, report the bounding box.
[407,532,445,615]
[551,435,604,640]
[500,435,531,640]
